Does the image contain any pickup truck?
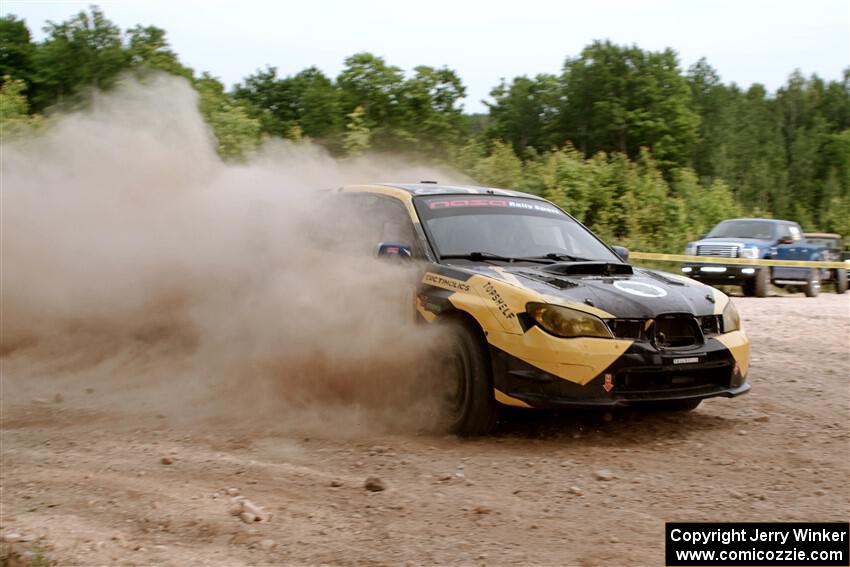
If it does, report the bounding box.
[681,218,844,297]
[804,232,849,293]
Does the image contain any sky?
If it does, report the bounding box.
[4,0,849,113]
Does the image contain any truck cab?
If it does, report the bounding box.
[681,218,827,297]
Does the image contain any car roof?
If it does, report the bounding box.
[340,182,547,200]
[719,218,798,224]
[804,232,842,238]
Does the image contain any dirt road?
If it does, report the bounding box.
[2,293,848,566]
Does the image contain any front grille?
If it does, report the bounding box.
[653,314,702,348]
[615,363,732,394]
[697,244,738,258]
[608,315,719,341]
[606,319,648,340]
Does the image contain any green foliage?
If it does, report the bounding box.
[672,169,740,238]
[525,145,593,221]
[558,41,699,173]
[0,15,34,85]
[31,6,128,110]
[0,76,42,138]
[486,74,560,156]
[468,141,523,188]
[337,52,404,130]
[343,105,371,156]
[196,73,261,160]
[126,25,193,80]
[5,4,850,250]
[397,65,466,153]
[335,53,468,154]
[233,66,342,142]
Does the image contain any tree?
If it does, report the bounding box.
[126,25,193,80]
[234,66,342,142]
[396,65,466,152]
[469,141,523,188]
[558,41,699,173]
[687,58,730,178]
[0,76,42,138]
[485,74,560,156]
[233,66,295,136]
[290,67,342,140]
[31,7,129,110]
[0,16,34,86]
[342,105,370,156]
[337,52,404,132]
[196,73,261,160]
[525,145,593,222]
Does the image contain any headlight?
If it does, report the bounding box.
[527,302,613,339]
[685,242,697,255]
[739,246,760,259]
[722,300,741,333]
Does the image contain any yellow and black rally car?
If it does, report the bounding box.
[335,182,751,435]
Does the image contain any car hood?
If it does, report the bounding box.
[694,237,774,248]
[448,261,721,319]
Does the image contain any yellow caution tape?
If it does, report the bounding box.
[629,251,848,270]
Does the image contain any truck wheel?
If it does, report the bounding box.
[835,269,848,294]
[804,270,820,298]
[752,267,770,297]
[436,320,499,436]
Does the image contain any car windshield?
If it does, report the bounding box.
[706,220,775,240]
[413,195,621,262]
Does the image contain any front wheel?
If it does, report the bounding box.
[742,268,769,297]
[435,321,499,436]
[804,270,820,297]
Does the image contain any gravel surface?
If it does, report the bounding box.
[2,293,848,566]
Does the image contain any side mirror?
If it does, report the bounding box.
[778,237,793,245]
[376,242,412,260]
[699,234,706,240]
[611,245,630,262]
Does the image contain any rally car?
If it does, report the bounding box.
[334,183,751,435]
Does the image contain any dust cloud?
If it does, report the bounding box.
[1,74,466,435]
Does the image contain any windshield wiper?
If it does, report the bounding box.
[440,251,555,264]
[528,252,593,262]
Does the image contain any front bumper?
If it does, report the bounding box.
[681,263,759,284]
[491,336,750,409]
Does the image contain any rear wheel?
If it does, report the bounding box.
[834,269,848,294]
[435,321,499,436]
[804,270,820,297]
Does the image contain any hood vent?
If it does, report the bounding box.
[541,262,633,277]
[514,270,578,289]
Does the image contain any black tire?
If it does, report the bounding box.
[436,320,499,436]
[834,269,848,294]
[804,269,820,298]
[742,268,769,297]
[753,267,770,297]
